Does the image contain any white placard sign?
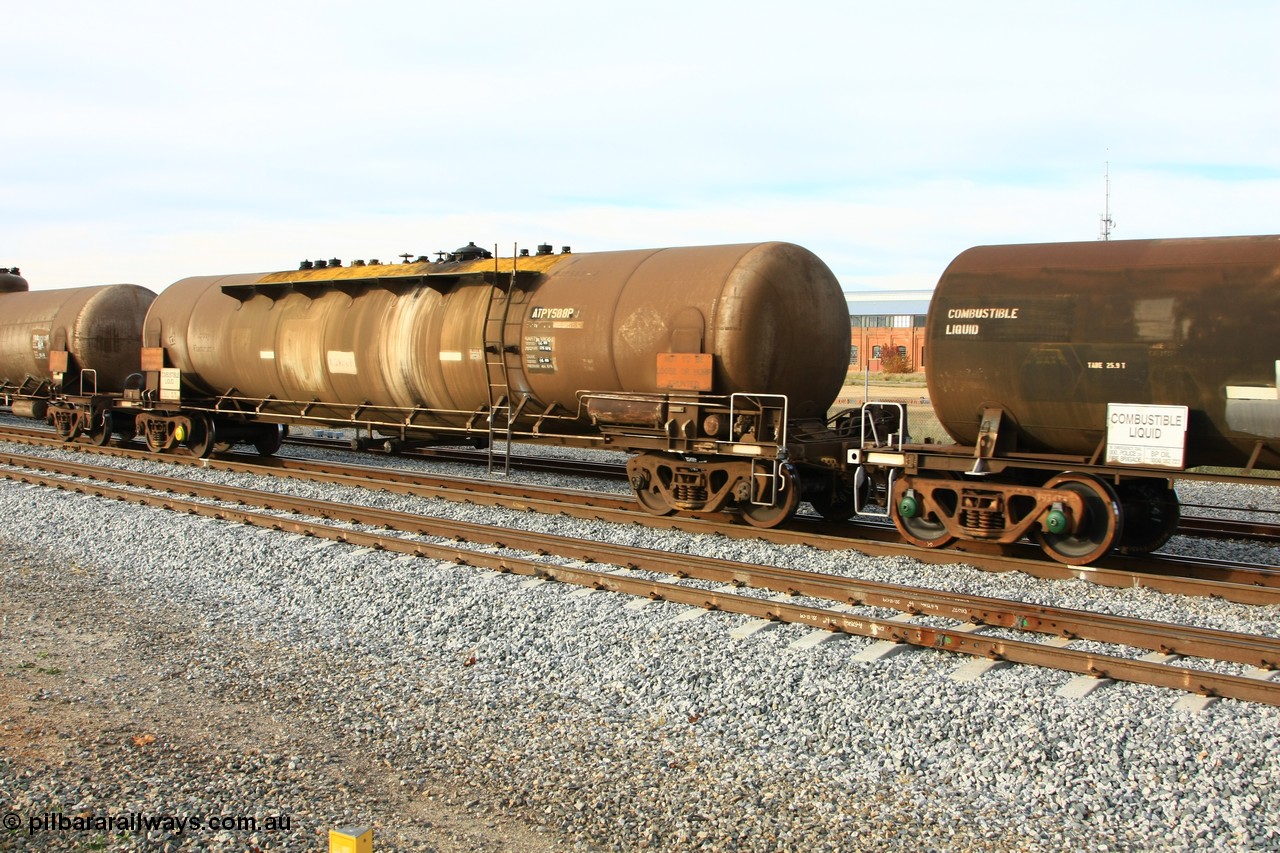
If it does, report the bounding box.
[159,368,182,402]
[326,350,358,375]
[1105,403,1190,468]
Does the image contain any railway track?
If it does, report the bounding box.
[1,446,1278,706]
[8,421,1278,548]
[2,421,1279,604]
[285,431,1280,546]
[1178,511,1280,544]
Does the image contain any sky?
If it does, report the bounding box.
[3,1,1278,293]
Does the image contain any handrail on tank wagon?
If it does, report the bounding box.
[851,401,907,519]
[177,390,601,447]
[861,401,906,451]
[78,369,98,396]
[729,393,790,507]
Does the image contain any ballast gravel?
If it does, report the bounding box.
[1,435,1279,851]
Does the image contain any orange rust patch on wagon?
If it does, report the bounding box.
[656,352,713,392]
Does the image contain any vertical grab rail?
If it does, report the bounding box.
[853,401,906,518]
[728,393,790,506]
[482,246,515,475]
[78,369,98,396]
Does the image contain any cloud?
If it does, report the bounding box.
[3,1,1278,290]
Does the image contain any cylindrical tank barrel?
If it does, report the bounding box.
[144,242,850,424]
[0,284,156,392]
[928,235,1280,469]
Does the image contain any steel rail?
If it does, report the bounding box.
[294,432,1280,544]
[1177,515,1280,544]
[14,421,1280,535]
[15,452,1280,668]
[2,455,1278,706]
[284,434,1280,542]
[2,426,1280,604]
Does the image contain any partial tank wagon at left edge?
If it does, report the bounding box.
[0,267,156,440]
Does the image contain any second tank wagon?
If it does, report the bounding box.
[128,241,852,526]
[143,241,848,426]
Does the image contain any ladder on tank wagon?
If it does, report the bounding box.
[482,264,523,475]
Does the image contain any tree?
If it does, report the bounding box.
[879,345,912,374]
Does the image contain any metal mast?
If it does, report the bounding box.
[1099,160,1116,240]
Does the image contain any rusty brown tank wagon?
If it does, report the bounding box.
[119,241,852,527]
[0,269,155,437]
[851,235,1280,565]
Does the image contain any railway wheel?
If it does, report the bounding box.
[1116,478,1180,555]
[85,411,114,447]
[186,415,217,459]
[628,456,677,517]
[741,464,801,529]
[1035,473,1122,566]
[254,424,287,457]
[890,475,956,549]
[633,481,676,517]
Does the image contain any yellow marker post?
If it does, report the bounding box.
[329,826,372,853]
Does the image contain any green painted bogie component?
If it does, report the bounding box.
[1044,508,1069,535]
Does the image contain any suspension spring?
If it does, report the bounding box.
[674,483,708,503]
[960,492,1004,535]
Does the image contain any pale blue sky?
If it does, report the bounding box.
[4,1,1277,291]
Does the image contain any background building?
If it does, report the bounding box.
[845,291,932,373]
